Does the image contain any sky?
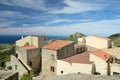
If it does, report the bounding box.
[0,0,120,36]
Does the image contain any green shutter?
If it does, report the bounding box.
[30,38,33,45]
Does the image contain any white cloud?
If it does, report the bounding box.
[0,0,45,11]
[0,0,108,14]
[0,18,120,36]
[51,0,105,14]
[46,19,73,24]
[0,10,28,18]
[0,21,15,28]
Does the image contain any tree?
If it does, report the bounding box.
[21,72,33,80]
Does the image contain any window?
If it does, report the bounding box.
[15,53,18,58]
[8,66,12,70]
[30,61,32,66]
[61,71,63,74]
[50,66,55,72]
[40,48,42,53]
[1,62,5,67]
[44,37,47,41]
[29,59,33,66]
[113,72,119,75]
[15,65,17,70]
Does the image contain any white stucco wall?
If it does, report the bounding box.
[90,54,108,75]
[110,63,120,75]
[57,60,92,75]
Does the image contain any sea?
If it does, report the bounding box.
[0,35,66,44]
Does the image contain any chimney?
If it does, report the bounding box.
[21,35,24,39]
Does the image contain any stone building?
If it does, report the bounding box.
[41,40,74,77]
[16,35,47,48]
[6,55,31,78]
[15,35,47,72]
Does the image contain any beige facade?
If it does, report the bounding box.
[90,53,109,75]
[78,36,111,50]
[57,60,93,75]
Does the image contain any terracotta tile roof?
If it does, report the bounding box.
[91,50,111,62]
[22,45,37,50]
[102,47,120,59]
[92,36,111,40]
[61,52,92,64]
[43,40,73,50]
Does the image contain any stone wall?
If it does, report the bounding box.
[16,36,47,48]
[6,55,30,78]
[27,48,40,72]
[41,49,57,78]
[57,43,75,59]
[16,47,27,63]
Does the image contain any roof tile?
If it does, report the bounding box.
[91,50,111,62]
[43,40,73,50]
[61,52,92,64]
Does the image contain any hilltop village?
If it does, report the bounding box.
[0,35,120,80]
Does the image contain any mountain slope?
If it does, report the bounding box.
[63,32,86,44]
[108,33,120,47]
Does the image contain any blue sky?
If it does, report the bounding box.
[0,0,120,36]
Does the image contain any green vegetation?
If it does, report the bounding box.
[62,32,86,44]
[0,44,15,63]
[108,33,120,47]
[0,44,14,50]
[21,72,33,80]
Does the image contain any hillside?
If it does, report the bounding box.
[0,44,15,64]
[108,33,120,47]
[63,32,86,44]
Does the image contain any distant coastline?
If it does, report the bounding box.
[0,35,66,44]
